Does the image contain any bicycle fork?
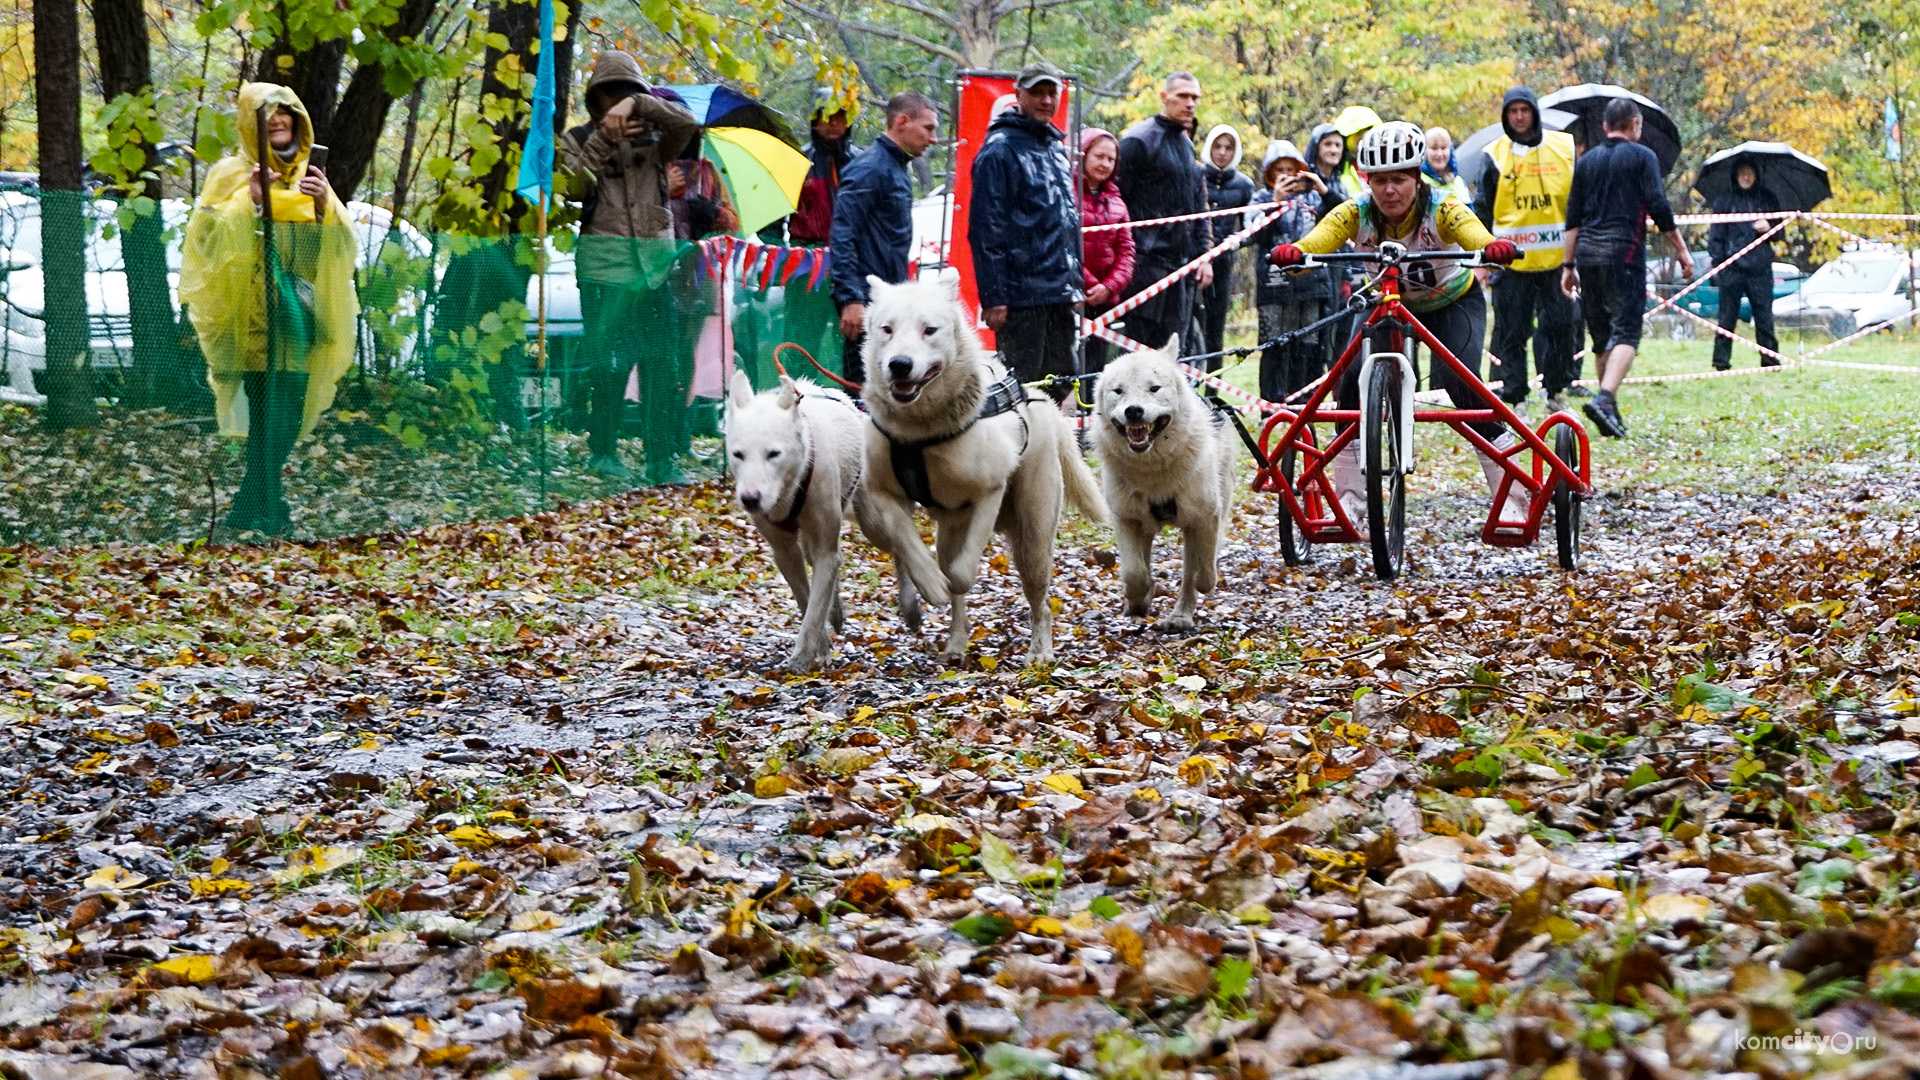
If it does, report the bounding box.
[1357,336,1416,480]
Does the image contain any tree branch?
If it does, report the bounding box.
[993,0,1093,16]
[870,0,961,33]
[782,0,966,65]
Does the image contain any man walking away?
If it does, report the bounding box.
[1117,73,1212,350]
[1561,98,1694,437]
[831,91,940,385]
[1198,124,1254,367]
[1708,162,1781,370]
[970,62,1083,397]
[1474,86,1578,415]
[559,51,700,485]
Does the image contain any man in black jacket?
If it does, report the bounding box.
[1708,163,1781,371]
[1561,99,1694,437]
[970,61,1083,392]
[1198,124,1255,368]
[830,91,940,384]
[1117,73,1212,349]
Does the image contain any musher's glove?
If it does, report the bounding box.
[1483,240,1520,265]
[1268,243,1306,267]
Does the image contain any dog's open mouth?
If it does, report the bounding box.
[1115,415,1171,452]
[887,364,944,404]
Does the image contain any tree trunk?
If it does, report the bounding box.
[33,0,95,431]
[324,0,438,200]
[97,0,195,411]
[478,0,540,211]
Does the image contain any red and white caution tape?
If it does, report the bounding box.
[1088,209,1281,331]
[1080,203,1264,234]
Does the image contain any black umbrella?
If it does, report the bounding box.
[1538,84,1682,175]
[1454,107,1578,191]
[1694,141,1831,212]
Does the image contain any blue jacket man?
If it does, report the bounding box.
[830,91,940,384]
[969,62,1083,392]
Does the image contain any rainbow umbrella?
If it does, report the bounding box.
[701,126,810,236]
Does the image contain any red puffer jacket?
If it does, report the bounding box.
[1079,130,1135,297]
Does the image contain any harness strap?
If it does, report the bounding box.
[872,370,1029,511]
[770,452,814,533]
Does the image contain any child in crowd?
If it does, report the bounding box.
[1247,141,1338,402]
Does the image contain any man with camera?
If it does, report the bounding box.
[560,50,699,485]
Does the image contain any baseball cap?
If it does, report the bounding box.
[1014,61,1065,91]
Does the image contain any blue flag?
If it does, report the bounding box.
[1888,98,1903,163]
[514,0,558,201]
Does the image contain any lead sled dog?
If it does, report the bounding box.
[857,273,1107,665]
[1090,338,1237,632]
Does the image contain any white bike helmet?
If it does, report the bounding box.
[1355,121,1425,173]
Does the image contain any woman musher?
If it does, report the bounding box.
[1268,122,1525,535]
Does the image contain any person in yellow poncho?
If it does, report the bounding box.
[178,83,358,536]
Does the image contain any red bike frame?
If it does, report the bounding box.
[1253,257,1594,547]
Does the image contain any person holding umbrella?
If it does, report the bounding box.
[1560,99,1694,438]
[1706,162,1782,370]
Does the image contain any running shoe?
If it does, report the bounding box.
[1583,392,1627,438]
[1546,392,1569,415]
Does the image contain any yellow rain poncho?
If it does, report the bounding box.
[179,83,359,438]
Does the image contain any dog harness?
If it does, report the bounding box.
[770,393,863,533]
[871,370,1029,512]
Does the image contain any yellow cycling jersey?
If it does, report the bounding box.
[1296,193,1494,311]
[1486,131,1576,272]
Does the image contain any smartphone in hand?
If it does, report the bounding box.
[306,144,329,172]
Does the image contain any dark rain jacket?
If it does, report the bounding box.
[969,113,1083,309]
[1117,115,1210,277]
[1708,184,1781,275]
[1566,136,1676,267]
[829,135,915,307]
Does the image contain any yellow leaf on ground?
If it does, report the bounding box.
[1040,773,1085,797]
[447,825,499,849]
[1001,695,1029,714]
[509,910,563,932]
[189,877,253,898]
[754,775,790,798]
[274,845,363,882]
[1641,893,1712,924]
[68,628,96,642]
[1178,755,1225,785]
[152,955,218,983]
[851,705,876,723]
[84,865,148,890]
[1029,916,1065,936]
[449,858,485,879]
[1105,923,1146,967]
[818,748,874,776]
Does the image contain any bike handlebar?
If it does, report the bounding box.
[1304,249,1487,267]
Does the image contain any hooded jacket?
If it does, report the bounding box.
[790,125,856,244]
[1248,140,1335,305]
[1201,124,1256,276]
[969,111,1083,309]
[1078,128,1135,299]
[1473,86,1576,273]
[829,134,916,306]
[179,82,359,439]
[1117,114,1210,276]
[1333,106,1382,198]
[558,51,699,286]
[1707,181,1781,274]
[1306,123,1352,206]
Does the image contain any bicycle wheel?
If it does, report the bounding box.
[1277,442,1313,566]
[1363,361,1406,581]
[1553,424,1582,571]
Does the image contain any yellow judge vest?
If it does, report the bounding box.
[1487,130,1575,272]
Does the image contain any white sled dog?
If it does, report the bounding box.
[726,369,870,671]
[858,272,1107,665]
[1091,338,1237,632]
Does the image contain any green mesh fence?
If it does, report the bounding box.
[0,189,847,547]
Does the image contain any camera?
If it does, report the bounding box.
[623,95,659,148]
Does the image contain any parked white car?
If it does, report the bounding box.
[1774,248,1918,336]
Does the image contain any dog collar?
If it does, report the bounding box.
[770,451,814,533]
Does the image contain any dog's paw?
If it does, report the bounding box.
[1152,614,1196,634]
[783,649,828,673]
[1123,598,1152,618]
[900,598,923,633]
[939,647,970,669]
[1025,648,1055,668]
[830,602,846,634]
[919,579,952,607]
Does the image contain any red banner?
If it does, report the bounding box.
[951,73,1073,351]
